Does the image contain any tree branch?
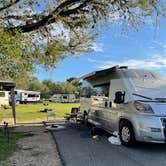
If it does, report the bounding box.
[5,0,92,33]
[0,0,22,12]
[1,13,43,21]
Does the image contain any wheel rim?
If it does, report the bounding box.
[121,126,131,143]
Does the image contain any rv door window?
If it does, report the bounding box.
[0,92,5,97]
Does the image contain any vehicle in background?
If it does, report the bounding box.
[10,90,40,104]
[80,66,166,146]
[50,94,76,103]
[0,91,9,106]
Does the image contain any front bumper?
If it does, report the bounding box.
[134,115,166,143]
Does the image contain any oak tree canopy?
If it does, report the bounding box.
[0,0,165,79]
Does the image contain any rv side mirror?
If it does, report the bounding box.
[114,91,125,104]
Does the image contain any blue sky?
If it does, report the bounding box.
[34,18,166,82]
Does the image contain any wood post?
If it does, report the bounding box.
[11,88,16,125]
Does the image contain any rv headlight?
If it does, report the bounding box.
[133,101,154,113]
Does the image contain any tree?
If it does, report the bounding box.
[27,77,43,91]
[28,77,51,98]
[13,71,31,90]
[54,82,77,94]
[0,0,165,78]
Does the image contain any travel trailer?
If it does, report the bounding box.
[0,91,9,106]
[80,66,166,146]
[11,90,40,104]
[50,94,76,103]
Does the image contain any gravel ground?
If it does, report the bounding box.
[6,126,62,166]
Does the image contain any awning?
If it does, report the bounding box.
[0,81,15,91]
[81,66,128,87]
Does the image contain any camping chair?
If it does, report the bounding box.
[64,107,80,123]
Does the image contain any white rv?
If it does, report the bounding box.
[50,94,76,103]
[80,66,166,146]
[0,91,9,106]
[13,90,40,104]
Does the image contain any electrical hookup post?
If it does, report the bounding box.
[11,87,16,125]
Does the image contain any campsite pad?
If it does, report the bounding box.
[52,125,166,166]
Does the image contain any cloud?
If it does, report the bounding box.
[91,43,104,52]
[97,55,166,69]
[87,58,99,63]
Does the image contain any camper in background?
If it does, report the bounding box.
[20,90,40,104]
[10,90,40,104]
[81,66,166,146]
[50,94,76,103]
[0,91,9,107]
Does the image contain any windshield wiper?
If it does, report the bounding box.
[132,93,166,102]
[155,98,166,102]
[132,93,152,100]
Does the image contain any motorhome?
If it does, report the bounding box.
[0,91,9,106]
[12,90,40,104]
[50,94,76,103]
[80,66,166,146]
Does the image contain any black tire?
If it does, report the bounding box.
[119,121,136,146]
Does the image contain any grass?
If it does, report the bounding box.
[0,103,80,122]
[0,130,28,162]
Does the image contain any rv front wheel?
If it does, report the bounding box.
[119,121,135,146]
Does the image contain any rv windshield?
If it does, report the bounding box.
[123,70,166,90]
[122,70,166,99]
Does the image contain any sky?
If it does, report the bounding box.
[34,18,166,82]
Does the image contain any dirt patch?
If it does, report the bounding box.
[6,126,62,166]
[0,118,14,125]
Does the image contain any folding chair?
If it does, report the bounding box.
[64,107,79,123]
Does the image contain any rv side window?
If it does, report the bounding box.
[63,96,68,99]
[0,92,5,97]
[81,80,94,98]
[28,94,36,97]
[81,80,110,98]
[92,85,110,97]
[81,87,93,98]
[92,85,109,97]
